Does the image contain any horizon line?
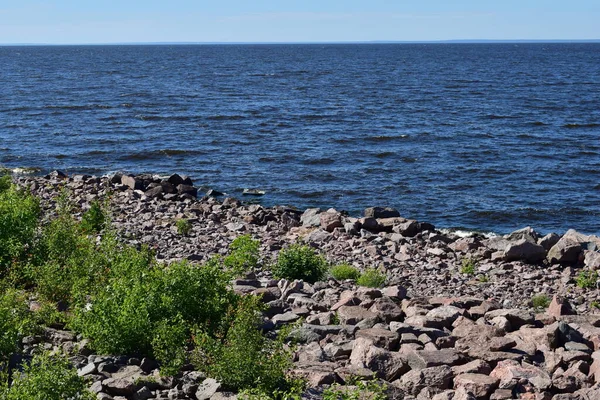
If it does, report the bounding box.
[2,39,600,46]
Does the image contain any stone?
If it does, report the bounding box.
[426,305,463,328]
[452,360,492,375]
[177,184,198,197]
[291,362,339,387]
[396,365,453,396]
[121,175,144,190]
[102,378,136,396]
[584,251,600,270]
[300,208,322,227]
[548,238,583,264]
[368,297,403,323]
[406,349,465,370]
[490,360,552,390]
[195,378,221,400]
[337,306,378,326]
[364,207,400,219]
[503,239,546,263]
[454,373,500,399]
[548,295,575,318]
[538,233,560,250]
[485,309,534,331]
[355,328,400,350]
[320,211,343,232]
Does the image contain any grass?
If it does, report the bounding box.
[175,218,192,235]
[330,263,361,281]
[531,294,550,309]
[576,270,598,289]
[356,268,386,288]
[460,258,477,275]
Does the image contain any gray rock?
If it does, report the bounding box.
[364,207,400,219]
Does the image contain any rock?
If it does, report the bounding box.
[195,378,221,400]
[485,309,534,331]
[503,239,546,263]
[102,378,136,396]
[548,238,583,264]
[548,295,575,318]
[337,306,378,326]
[405,349,465,370]
[121,175,143,190]
[396,365,453,396]
[177,184,198,197]
[490,360,552,390]
[504,227,539,243]
[291,362,339,387]
[426,305,463,328]
[355,328,400,350]
[584,251,600,270]
[300,208,322,227]
[320,211,343,232]
[454,373,500,399]
[364,207,400,219]
[538,233,560,250]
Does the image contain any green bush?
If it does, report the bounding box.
[460,258,476,275]
[357,269,386,288]
[224,235,261,277]
[322,380,387,400]
[0,288,32,363]
[0,180,40,276]
[194,296,293,393]
[176,218,192,235]
[80,200,106,233]
[531,294,550,309]
[576,270,598,289]
[330,263,361,281]
[2,352,94,400]
[272,244,327,283]
[71,254,237,374]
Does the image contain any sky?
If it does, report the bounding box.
[0,1,599,44]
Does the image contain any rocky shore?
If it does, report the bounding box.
[12,171,600,399]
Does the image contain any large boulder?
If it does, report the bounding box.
[364,206,400,219]
[547,237,582,264]
[503,239,546,263]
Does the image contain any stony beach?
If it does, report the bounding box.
[11,171,600,400]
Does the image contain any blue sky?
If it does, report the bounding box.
[1,1,599,44]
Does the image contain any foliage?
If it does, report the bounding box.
[80,200,106,233]
[330,263,361,281]
[2,352,94,400]
[322,380,388,400]
[71,254,237,374]
[591,301,600,310]
[224,234,261,277]
[576,270,598,289]
[175,218,192,235]
[531,294,550,309]
[272,244,327,283]
[0,180,40,277]
[478,275,490,283]
[460,258,476,275]
[0,288,33,363]
[356,269,386,288]
[194,296,294,393]
[239,377,305,400]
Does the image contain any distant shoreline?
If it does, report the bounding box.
[2,39,600,46]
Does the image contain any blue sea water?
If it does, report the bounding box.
[1,43,599,235]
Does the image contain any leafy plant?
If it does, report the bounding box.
[0,288,33,363]
[576,270,598,289]
[176,218,192,235]
[2,352,94,400]
[357,269,386,288]
[322,380,388,400]
[194,295,294,393]
[0,180,40,277]
[460,258,477,275]
[272,244,327,283]
[224,235,261,277]
[531,294,550,309]
[591,301,600,310]
[330,263,361,281]
[478,275,490,283]
[80,200,106,233]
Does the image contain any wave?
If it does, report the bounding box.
[364,134,410,143]
[117,149,207,161]
[563,123,600,129]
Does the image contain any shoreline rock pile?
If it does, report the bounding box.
[13,172,600,399]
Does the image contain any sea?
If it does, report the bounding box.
[1,43,599,235]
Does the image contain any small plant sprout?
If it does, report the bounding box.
[460,258,477,275]
[175,218,192,235]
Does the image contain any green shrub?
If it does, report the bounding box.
[272,244,327,283]
[576,270,598,289]
[330,263,361,281]
[176,218,192,235]
[224,235,261,277]
[357,269,386,288]
[80,200,106,233]
[2,352,94,400]
[71,255,237,374]
[460,258,476,275]
[322,380,388,400]
[0,180,40,276]
[531,294,550,309]
[194,295,293,393]
[0,288,32,363]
